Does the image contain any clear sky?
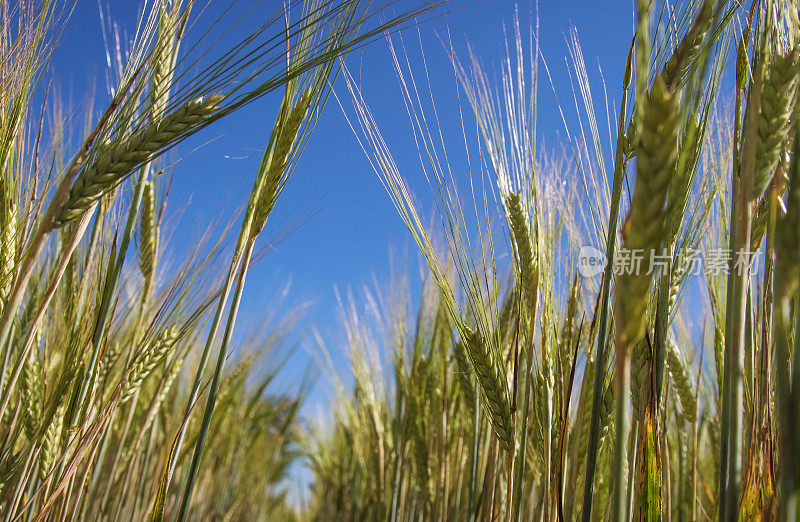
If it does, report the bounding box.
[50,0,636,405]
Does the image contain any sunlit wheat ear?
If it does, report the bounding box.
[568,357,604,496]
[54,95,223,228]
[661,1,713,87]
[150,0,181,121]
[666,341,696,423]
[630,339,647,418]
[98,342,121,382]
[505,192,537,307]
[775,125,800,299]
[408,389,432,496]
[139,180,158,293]
[453,340,476,406]
[38,404,64,480]
[751,191,773,248]
[20,348,42,440]
[616,76,679,350]
[529,371,546,462]
[755,47,799,197]
[140,356,184,436]
[461,326,513,451]
[665,252,690,317]
[667,116,701,238]
[0,205,15,315]
[530,368,561,459]
[251,89,314,237]
[120,325,180,403]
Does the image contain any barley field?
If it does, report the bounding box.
[0,0,799,520]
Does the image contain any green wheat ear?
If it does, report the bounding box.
[567,356,606,508]
[150,0,181,121]
[461,326,513,451]
[666,341,696,422]
[775,119,800,299]
[20,348,42,440]
[55,95,223,228]
[755,47,799,198]
[121,325,180,403]
[0,170,15,316]
[616,76,679,350]
[667,115,701,239]
[251,89,314,237]
[98,342,121,382]
[751,192,772,248]
[630,338,647,418]
[139,180,158,293]
[38,405,64,480]
[408,386,432,497]
[139,356,184,438]
[0,206,15,316]
[660,0,712,87]
[505,191,537,309]
[453,340,476,405]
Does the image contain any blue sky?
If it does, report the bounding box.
[50,0,636,406]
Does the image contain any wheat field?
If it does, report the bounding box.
[0,0,799,520]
